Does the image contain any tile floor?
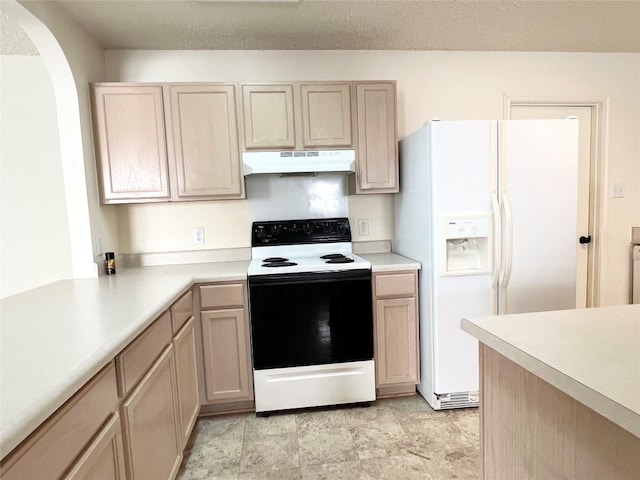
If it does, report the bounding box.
[177,395,480,480]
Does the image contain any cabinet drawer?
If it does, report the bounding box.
[200,283,244,309]
[375,272,417,297]
[171,289,193,334]
[0,363,119,480]
[116,311,172,396]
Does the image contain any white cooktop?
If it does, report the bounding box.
[248,242,371,276]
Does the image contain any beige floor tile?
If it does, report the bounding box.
[178,396,481,480]
[422,446,481,480]
[245,413,298,436]
[177,435,243,479]
[239,466,303,479]
[301,460,371,480]
[361,452,434,480]
[349,420,413,460]
[240,433,300,473]
[402,415,473,455]
[295,407,349,433]
[298,426,359,466]
[449,408,480,445]
[343,403,397,426]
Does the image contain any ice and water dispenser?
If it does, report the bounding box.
[440,215,491,276]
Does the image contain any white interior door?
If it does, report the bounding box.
[498,119,580,314]
[510,106,592,308]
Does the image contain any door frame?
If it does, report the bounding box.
[503,94,609,307]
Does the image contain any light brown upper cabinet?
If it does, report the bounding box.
[167,84,243,199]
[241,82,354,151]
[354,82,399,194]
[91,83,244,204]
[91,85,170,202]
[300,83,353,148]
[241,84,295,149]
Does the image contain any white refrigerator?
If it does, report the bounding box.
[394,119,579,409]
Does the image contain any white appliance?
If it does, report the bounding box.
[394,119,580,409]
[247,218,375,414]
[243,150,355,175]
[633,227,640,304]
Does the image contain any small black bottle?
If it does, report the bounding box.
[105,252,116,275]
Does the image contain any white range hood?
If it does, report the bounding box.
[242,150,355,175]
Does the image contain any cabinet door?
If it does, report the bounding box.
[200,308,253,402]
[173,317,200,449]
[355,82,398,193]
[63,413,126,480]
[168,85,243,199]
[300,83,353,148]
[121,346,181,480]
[242,84,295,149]
[375,297,418,386]
[91,85,170,202]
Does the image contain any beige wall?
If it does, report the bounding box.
[0,55,73,298]
[15,0,118,270]
[105,50,639,306]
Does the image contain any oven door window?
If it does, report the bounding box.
[249,270,373,370]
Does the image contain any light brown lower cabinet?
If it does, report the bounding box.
[0,364,120,480]
[373,271,420,396]
[120,345,182,480]
[63,413,127,480]
[1,290,200,480]
[197,282,254,407]
[200,307,253,402]
[173,316,200,447]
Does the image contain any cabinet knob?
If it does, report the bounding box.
[579,235,592,244]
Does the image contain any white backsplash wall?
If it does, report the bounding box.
[116,178,394,253]
[246,174,348,222]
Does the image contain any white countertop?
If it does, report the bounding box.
[461,305,640,438]
[0,261,248,457]
[0,253,417,457]
[359,252,421,272]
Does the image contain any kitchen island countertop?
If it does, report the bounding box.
[461,305,640,438]
[0,260,248,457]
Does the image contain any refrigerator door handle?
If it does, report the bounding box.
[490,192,501,288]
[500,192,514,290]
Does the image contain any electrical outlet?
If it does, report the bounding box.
[358,219,370,236]
[611,182,625,198]
[192,227,205,245]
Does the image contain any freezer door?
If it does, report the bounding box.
[498,119,579,314]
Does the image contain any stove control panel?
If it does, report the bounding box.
[252,218,351,246]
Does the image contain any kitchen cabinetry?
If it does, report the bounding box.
[120,346,181,480]
[169,290,199,448]
[167,84,243,199]
[116,310,181,480]
[117,289,199,480]
[373,270,419,396]
[197,282,254,405]
[63,413,126,480]
[91,85,170,202]
[354,82,398,194]
[0,364,123,480]
[241,82,353,150]
[91,83,244,204]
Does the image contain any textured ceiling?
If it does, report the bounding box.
[0,11,38,55]
[21,0,640,52]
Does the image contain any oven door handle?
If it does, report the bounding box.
[248,268,372,286]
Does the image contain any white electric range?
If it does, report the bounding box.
[247,218,375,414]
